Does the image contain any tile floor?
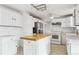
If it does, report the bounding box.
[50,44,67,55]
[16,44,67,55]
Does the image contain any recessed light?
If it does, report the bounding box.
[50,16,54,19]
[31,4,46,11]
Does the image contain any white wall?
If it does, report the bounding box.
[22,12,33,36]
[62,16,74,27]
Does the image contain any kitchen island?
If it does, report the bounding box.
[21,34,51,55]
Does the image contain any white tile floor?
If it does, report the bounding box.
[16,44,67,55]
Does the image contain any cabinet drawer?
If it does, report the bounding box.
[8,27,21,35]
[24,40,36,46]
[0,27,9,35]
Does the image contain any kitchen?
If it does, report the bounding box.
[0,4,79,55]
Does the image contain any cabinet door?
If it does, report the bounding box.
[74,9,79,26]
[15,13,22,26]
[1,7,12,25]
[10,37,17,54]
[12,11,22,26]
[37,36,50,55]
[0,38,2,54]
[23,40,36,55]
[71,44,79,55]
[0,6,22,26]
[0,7,2,25]
[2,37,17,55]
[2,37,11,55]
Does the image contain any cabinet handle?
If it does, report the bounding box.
[12,17,16,21]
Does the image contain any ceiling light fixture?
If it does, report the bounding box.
[50,16,54,19]
[31,4,46,11]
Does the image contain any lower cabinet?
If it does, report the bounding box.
[36,36,51,55]
[23,40,36,55]
[23,36,51,55]
[66,40,79,55]
[70,43,79,55]
[0,36,17,55]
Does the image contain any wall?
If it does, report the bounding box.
[51,18,63,32]
[22,12,33,36]
[62,16,74,27]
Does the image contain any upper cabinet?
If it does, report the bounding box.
[0,6,22,27]
[74,8,79,26]
[11,11,22,26]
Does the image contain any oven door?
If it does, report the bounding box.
[52,35,59,40]
[51,31,61,44]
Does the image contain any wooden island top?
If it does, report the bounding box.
[21,34,49,41]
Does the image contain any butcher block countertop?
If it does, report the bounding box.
[21,34,49,41]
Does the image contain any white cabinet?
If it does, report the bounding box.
[0,38,2,54]
[66,37,79,55]
[0,27,21,36]
[67,42,79,55]
[37,36,51,55]
[23,36,51,55]
[70,43,79,55]
[0,6,12,25]
[0,6,22,55]
[11,11,22,26]
[0,36,17,55]
[8,27,21,36]
[23,40,36,55]
[0,6,22,26]
[0,27,9,36]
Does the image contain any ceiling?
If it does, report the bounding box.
[2,4,76,21]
